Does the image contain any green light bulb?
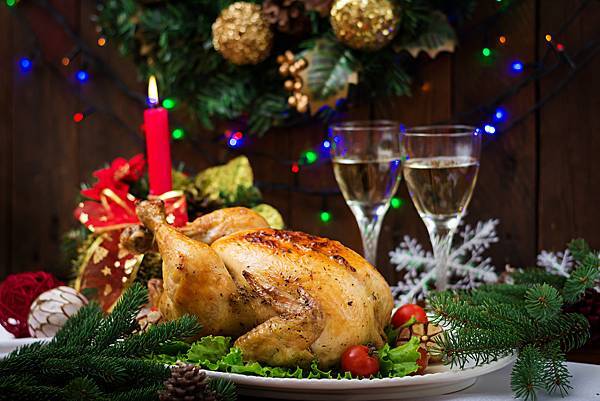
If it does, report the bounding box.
[320,211,331,223]
[162,98,176,109]
[303,150,318,164]
[482,47,491,57]
[391,197,403,209]
[172,128,185,140]
[6,0,16,6]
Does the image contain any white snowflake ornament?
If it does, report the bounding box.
[390,219,500,305]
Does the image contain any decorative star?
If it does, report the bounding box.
[101,266,112,276]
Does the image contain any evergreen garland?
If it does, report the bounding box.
[429,239,598,401]
[96,0,479,134]
[0,284,235,401]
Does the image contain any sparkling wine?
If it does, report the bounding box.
[403,156,479,219]
[332,158,403,210]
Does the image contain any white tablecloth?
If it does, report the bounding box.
[2,325,598,400]
[417,362,600,401]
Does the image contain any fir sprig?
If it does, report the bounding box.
[430,239,598,401]
[0,284,233,401]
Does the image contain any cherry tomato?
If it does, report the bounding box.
[340,345,380,377]
[415,347,429,375]
[391,304,428,328]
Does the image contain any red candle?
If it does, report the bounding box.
[144,76,172,195]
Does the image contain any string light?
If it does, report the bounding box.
[421,81,432,92]
[319,210,332,223]
[172,128,185,140]
[484,124,496,134]
[511,60,524,73]
[498,35,507,45]
[302,150,318,165]
[390,197,403,209]
[556,43,565,52]
[61,57,70,66]
[97,37,107,47]
[19,57,32,72]
[6,0,16,7]
[162,98,176,109]
[545,34,552,42]
[321,139,331,150]
[494,107,507,122]
[225,131,243,148]
[482,47,491,57]
[76,70,88,83]
[73,112,84,123]
[291,162,300,174]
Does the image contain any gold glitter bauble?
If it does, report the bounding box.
[330,0,400,51]
[212,2,274,65]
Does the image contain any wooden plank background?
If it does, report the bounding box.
[0,0,599,286]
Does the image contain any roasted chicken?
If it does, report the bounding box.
[132,200,393,368]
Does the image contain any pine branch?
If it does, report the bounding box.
[109,384,164,401]
[563,258,599,304]
[511,345,545,401]
[209,377,238,401]
[51,301,104,348]
[104,315,201,357]
[540,341,572,396]
[0,284,231,401]
[524,284,562,321]
[568,238,591,262]
[94,283,148,349]
[512,269,567,289]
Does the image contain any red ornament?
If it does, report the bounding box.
[0,271,63,338]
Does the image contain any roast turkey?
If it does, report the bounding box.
[133,200,393,368]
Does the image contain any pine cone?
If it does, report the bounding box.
[262,0,308,35]
[159,364,216,401]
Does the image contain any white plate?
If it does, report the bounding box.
[204,355,515,400]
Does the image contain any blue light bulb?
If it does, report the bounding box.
[494,107,506,122]
[19,57,32,72]
[511,61,524,73]
[322,140,331,149]
[76,70,89,82]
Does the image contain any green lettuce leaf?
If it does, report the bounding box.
[152,335,422,379]
[186,335,231,364]
[378,336,421,377]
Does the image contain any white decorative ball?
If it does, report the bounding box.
[28,286,88,338]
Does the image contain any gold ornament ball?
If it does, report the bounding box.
[212,2,274,65]
[330,0,400,51]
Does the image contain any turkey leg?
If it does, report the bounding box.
[234,271,325,368]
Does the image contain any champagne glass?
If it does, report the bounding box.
[402,125,481,291]
[330,121,404,266]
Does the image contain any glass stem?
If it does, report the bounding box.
[353,205,387,266]
[424,217,460,292]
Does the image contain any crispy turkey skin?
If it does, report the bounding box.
[134,200,393,368]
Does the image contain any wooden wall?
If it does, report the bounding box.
[1,0,599,285]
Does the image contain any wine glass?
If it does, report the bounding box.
[329,121,404,266]
[402,125,481,291]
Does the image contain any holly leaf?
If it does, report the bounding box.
[303,38,357,111]
[394,12,456,58]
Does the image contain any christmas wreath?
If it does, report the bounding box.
[97,0,478,134]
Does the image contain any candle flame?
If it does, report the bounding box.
[148,75,159,105]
